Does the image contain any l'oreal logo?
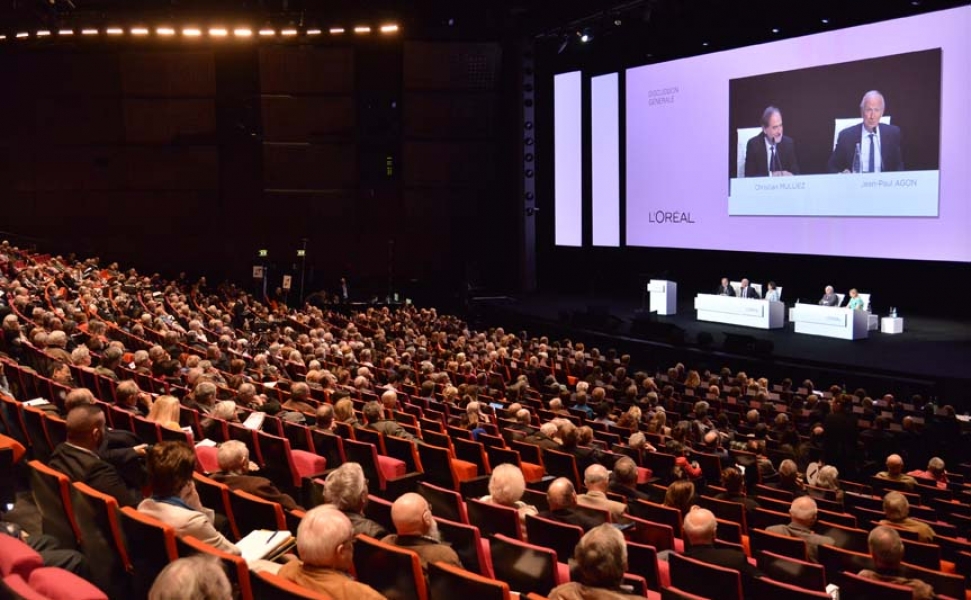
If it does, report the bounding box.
[649,211,695,224]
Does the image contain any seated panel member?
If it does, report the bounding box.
[716,278,736,297]
[829,90,904,173]
[738,278,761,299]
[764,281,780,302]
[818,286,839,307]
[744,106,800,177]
[846,288,865,311]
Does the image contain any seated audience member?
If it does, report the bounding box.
[115,380,152,416]
[628,431,656,455]
[362,400,418,444]
[278,506,385,599]
[149,555,232,600]
[609,457,650,502]
[0,520,88,578]
[769,459,805,497]
[666,440,702,481]
[540,477,604,532]
[146,395,184,432]
[548,524,643,600]
[682,507,763,594]
[907,457,949,489]
[210,440,303,511]
[812,465,845,505]
[523,421,561,450]
[315,403,336,431]
[333,398,358,427]
[858,526,934,600]
[282,382,315,414]
[713,467,759,517]
[663,480,698,518]
[184,381,218,416]
[322,462,387,539]
[201,400,240,439]
[876,454,917,491]
[382,492,462,580]
[138,441,239,555]
[766,496,835,563]
[49,404,139,508]
[559,420,603,475]
[879,491,935,543]
[480,463,538,523]
[577,464,628,523]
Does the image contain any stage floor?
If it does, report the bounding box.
[471,292,971,387]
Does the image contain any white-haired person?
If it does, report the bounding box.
[577,464,628,523]
[323,462,387,538]
[907,457,949,489]
[210,440,303,511]
[480,463,538,523]
[149,555,231,600]
[277,506,385,599]
[879,491,935,543]
[812,464,845,506]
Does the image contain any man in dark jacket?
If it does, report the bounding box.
[362,401,419,444]
[683,507,763,597]
[539,478,604,532]
[49,404,138,508]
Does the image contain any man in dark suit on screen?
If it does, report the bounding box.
[829,90,904,173]
[744,106,800,177]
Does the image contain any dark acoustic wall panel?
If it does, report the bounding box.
[26,146,218,191]
[123,99,217,143]
[402,141,496,188]
[24,53,121,96]
[120,51,217,97]
[403,93,498,139]
[32,97,124,144]
[403,42,500,90]
[258,46,355,95]
[262,144,357,190]
[260,96,355,142]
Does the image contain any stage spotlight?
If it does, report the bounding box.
[330,27,345,34]
[209,28,228,37]
[771,27,780,34]
[37,30,51,37]
[81,28,98,35]
[234,28,252,37]
[131,27,149,36]
[157,27,176,36]
[16,32,29,39]
[354,26,371,34]
[281,28,298,36]
[106,27,123,35]
[307,29,322,35]
[579,27,593,43]
[259,28,275,36]
[380,24,399,33]
[183,27,202,37]
[0,35,7,40]
[58,29,74,35]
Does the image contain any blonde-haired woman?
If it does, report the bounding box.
[147,395,183,432]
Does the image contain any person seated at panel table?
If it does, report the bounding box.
[738,278,761,299]
[828,90,905,174]
[764,281,780,302]
[716,278,736,296]
[818,286,840,307]
[744,105,800,177]
[846,288,866,311]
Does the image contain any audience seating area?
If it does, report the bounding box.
[2,243,971,600]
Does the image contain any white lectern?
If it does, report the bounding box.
[648,280,677,315]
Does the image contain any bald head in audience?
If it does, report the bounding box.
[65,404,106,451]
[683,507,718,545]
[296,506,357,571]
[390,492,439,540]
[547,477,578,511]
